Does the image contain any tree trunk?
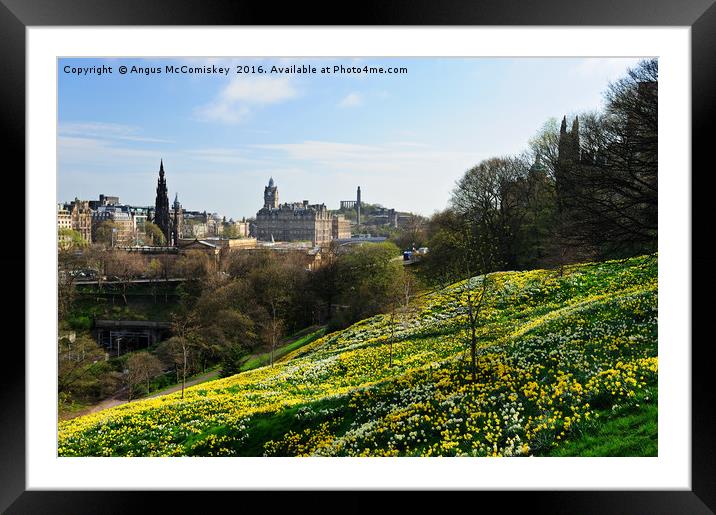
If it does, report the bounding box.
[470,321,477,383]
[181,347,187,399]
[389,309,395,367]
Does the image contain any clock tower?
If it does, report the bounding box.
[264,177,279,209]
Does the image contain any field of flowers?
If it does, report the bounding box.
[58,254,658,457]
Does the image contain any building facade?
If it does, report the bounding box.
[91,205,136,245]
[255,178,348,245]
[69,198,93,244]
[57,204,73,247]
[332,215,351,239]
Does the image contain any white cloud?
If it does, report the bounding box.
[338,92,363,108]
[195,76,299,124]
[58,136,161,167]
[252,140,485,177]
[59,122,173,143]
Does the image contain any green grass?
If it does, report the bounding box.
[239,327,327,372]
[542,394,658,457]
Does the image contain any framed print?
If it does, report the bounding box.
[3,0,713,512]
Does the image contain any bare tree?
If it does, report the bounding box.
[104,250,145,305]
[384,268,422,368]
[556,59,658,258]
[125,352,164,401]
[170,310,200,398]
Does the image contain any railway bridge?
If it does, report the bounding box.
[93,319,172,355]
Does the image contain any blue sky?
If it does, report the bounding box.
[58,57,643,219]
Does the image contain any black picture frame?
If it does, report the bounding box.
[2,1,711,512]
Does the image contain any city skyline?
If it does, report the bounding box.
[58,57,643,219]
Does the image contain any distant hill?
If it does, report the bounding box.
[58,254,657,457]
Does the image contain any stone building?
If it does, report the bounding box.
[255,178,349,245]
[88,194,120,210]
[91,205,136,245]
[57,204,73,247]
[69,198,93,244]
[332,214,351,239]
[224,218,250,238]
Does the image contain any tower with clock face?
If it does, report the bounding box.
[264,177,279,209]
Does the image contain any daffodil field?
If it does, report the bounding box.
[58,254,658,457]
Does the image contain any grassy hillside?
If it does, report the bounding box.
[58,254,657,457]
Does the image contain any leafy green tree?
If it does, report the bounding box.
[336,242,403,324]
[58,333,108,404]
[94,221,120,247]
[222,223,239,239]
[144,221,166,246]
[58,228,87,250]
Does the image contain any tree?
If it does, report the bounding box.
[556,59,658,259]
[94,221,120,248]
[170,310,200,398]
[310,241,342,323]
[104,250,145,305]
[427,213,495,383]
[58,333,107,403]
[384,268,422,367]
[528,118,561,180]
[148,258,163,303]
[143,221,166,246]
[426,158,514,382]
[392,214,428,251]
[58,228,87,250]
[336,242,403,325]
[57,246,85,322]
[222,223,239,239]
[213,309,258,376]
[125,352,163,401]
[251,263,292,367]
[175,250,215,301]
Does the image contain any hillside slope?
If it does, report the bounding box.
[58,254,658,457]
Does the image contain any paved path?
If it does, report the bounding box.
[62,369,221,421]
[61,325,325,421]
